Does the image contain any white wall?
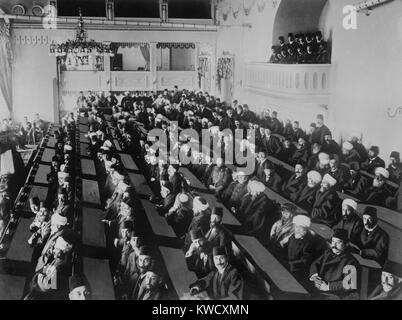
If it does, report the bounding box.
[171,48,195,71]
[117,47,147,71]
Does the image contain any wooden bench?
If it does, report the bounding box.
[47,136,56,148]
[178,167,208,191]
[159,246,198,300]
[6,217,34,263]
[141,199,176,238]
[127,173,154,197]
[24,185,48,211]
[119,153,139,171]
[41,148,55,163]
[80,143,90,157]
[113,139,122,152]
[82,257,115,300]
[34,164,51,184]
[233,234,309,298]
[81,159,96,176]
[0,274,26,300]
[82,207,106,248]
[82,179,101,205]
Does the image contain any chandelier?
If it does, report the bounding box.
[49,8,116,69]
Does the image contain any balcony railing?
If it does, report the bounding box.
[245,62,331,103]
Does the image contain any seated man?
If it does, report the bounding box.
[341,142,362,165]
[369,260,402,300]
[165,193,193,238]
[185,229,214,278]
[221,169,250,213]
[362,167,392,207]
[261,162,283,193]
[237,180,276,241]
[136,271,167,300]
[296,170,322,211]
[311,173,341,227]
[363,146,386,174]
[333,199,364,245]
[342,162,369,198]
[387,151,402,184]
[309,229,359,300]
[285,215,316,281]
[282,162,307,202]
[68,274,92,300]
[190,246,244,300]
[269,203,296,255]
[206,157,232,198]
[353,206,389,266]
[204,207,232,257]
[328,155,351,189]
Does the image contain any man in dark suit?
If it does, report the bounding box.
[221,170,250,212]
[290,137,309,166]
[311,174,341,227]
[204,207,232,257]
[342,141,362,165]
[321,134,342,157]
[363,146,386,174]
[312,114,331,145]
[354,207,389,266]
[206,157,232,198]
[185,229,214,278]
[270,111,284,134]
[342,162,369,198]
[362,167,392,207]
[190,246,244,300]
[332,199,364,246]
[262,128,282,156]
[328,155,351,189]
[296,170,322,212]
[369,260,402,300]
[261,162,284,193]
[282,163,307,201]
[387,151,402,184]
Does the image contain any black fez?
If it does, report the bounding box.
[122,220,134,231]
[138,245,153,257]
[281,203,297,214]
[69,274,90,292]
[369,146,379,155]
[390,151,400,161]
[213,246,227,257]
[383,260,402,278]
[362,206,377,218]
[212,207,223,217]
[332,229,349,243]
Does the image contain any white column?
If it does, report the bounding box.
[150,42,158,92]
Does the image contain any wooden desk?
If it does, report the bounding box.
[141,200,176,238]
[113,140,122,152]
[34,164,51,184]
[196,192,241,226]
[6,217,34,263]
[82,257,115,300]
[264,187,308,215]
[80,143,90,157]
[24,186,48,211]
[82,179,101,205]
[41,148,55,163]
[0,274,26,300]
[79,124,88,133]
[47,136,56,148]
[267,155,294,172]
[128,173,154,197]
[310,223,334,241]
[159,246,198,300]
[352,253,381,300]
[81,159,96,176]
[234,235,308,296]
[82,207,106,248]
[178,167,207,191]
[119,153,139,171]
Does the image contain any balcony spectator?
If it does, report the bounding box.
[387,151,402,184]
[363,146,386,174]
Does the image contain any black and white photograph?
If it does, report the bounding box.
[0,0,401,306]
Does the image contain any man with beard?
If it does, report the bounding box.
[311,173,341,227]
[291,121,306,143]
[285,215,316,281]
[278,136,296,164]
[290,137,310,166]
[190,246,244,300]
[221,170,250,213]
[332,199,364,245]
[237,180,276,241]
[185,229,214,278]
[282,163,307,202]
[269,203,296,255]
[309,229,359,300]
[135,271,167,300]
[363,146,386,174]
[206,157,232,198]
[311,114,331,145]
[387,151,402,184]
[321,134,341,157]
[342,141,362,165]
[362,167,392,207]
[354,206,389,266]
[261,162,284,193]
[368,260,402,300]
[128,246,156,300]
[296,170,322,211]
[328,155,351,190]
[270,111,284,134]
[204,207,232,257]
[262,128,282,156]
[313,152,330,177]
[255,151,272,181]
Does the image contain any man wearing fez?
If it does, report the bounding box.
[342,161,369,198]
[387,151,402,184]
[206,157,232,199]
[333,199,364,245]
[282,162,307,202]
[204,207,232,257]
[369,260,402,300]
[363,146,386,174]
[190,246,244,300]
[237,180,276,241]
[353,206,389,266]
[185,229,214,278]
[311,173,341,227]
[309,229,359,300]
[68,274,91,300]
[362,167,392,207]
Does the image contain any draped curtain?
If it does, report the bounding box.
[0,21,12,116]
[139,45,150,70]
